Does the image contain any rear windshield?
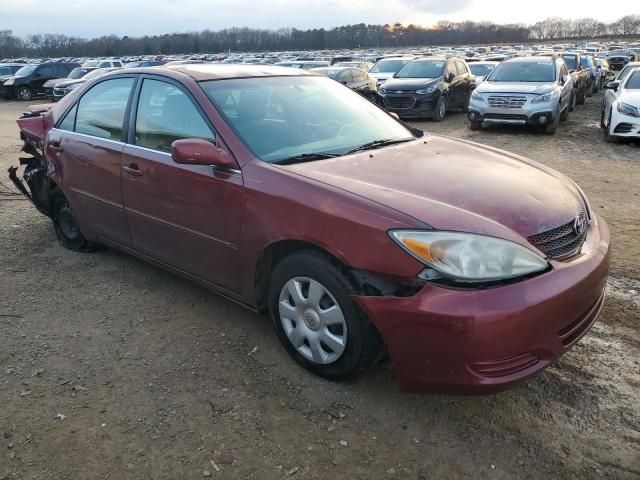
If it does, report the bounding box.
[68,68,89,79]
[469,64,496,77]
[488,61,555,82]
[562,55,577,70]
[370,59,408,73]
[395,61,444,79]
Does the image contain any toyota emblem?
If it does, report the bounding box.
[573,216,587,235]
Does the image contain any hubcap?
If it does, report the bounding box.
[439,100,446,116]
[58,206,81,243]
[278,277,347,365]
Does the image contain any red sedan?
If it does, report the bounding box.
[11,65,610,394]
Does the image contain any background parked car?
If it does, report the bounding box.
[333,61,373,71]
[0,63,24,82]
[601,67,640,142]
[51,67,120,100]
[1,62,80,100]
[468,61,499,83]
[43,67,97,99]
[468,56,573,134]
[595,58,615,89]
[275,60,330,70]
[82,59,123,68]
[378,57,475,121]
[581,54,600,95]
[311,66,377,99]
[124,60,167,68]
[559,53,589,109]
[606,50,639,71]
[368,57,413,88]
[613,62,640,84]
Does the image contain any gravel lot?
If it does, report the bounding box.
[1,93,638,480]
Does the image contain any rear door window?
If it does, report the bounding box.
[134,78,215,152]
[37,66,55,78]
[75,77,135,140]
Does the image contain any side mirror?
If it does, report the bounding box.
[171,139,237,170]
[447,73,455,82]
[389,112,400,120]
[604,81,620,91]
[341,80,348,85]
[561,74,569,85]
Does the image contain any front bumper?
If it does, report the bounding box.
[609,109,640,138]
[379,92,439,118]
[468,97,557,126]
[356,215,610,394]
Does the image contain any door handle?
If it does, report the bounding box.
[122,164,143,177]
[48,141,64,153]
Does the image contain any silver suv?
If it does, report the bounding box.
[468,56,573,134]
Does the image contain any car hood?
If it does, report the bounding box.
[619,90,640,105]
[55,78,86,88]
[44,77,70,88]
[280,135,585,248]
[382,77,439,89]
[476,81,557,95]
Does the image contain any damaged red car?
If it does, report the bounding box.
[10,65,610,394]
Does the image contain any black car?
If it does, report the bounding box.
[1,62,80,100]
[311,66,377,99]
[606,50,639,72]
[377,57,475,120]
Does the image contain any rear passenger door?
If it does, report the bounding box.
[46,76,136,246]
[32,65,55,93]
[120,76,244,293]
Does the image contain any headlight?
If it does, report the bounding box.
[531,94,552,104]
[378,86,387,94]
[390,230,548,283]
[4,78,15,86]
[415,86,435,94]
[617,102,640,117]
[67,83,80,90]
[471,90,484,102]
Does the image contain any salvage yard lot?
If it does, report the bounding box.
[1,95,639,479]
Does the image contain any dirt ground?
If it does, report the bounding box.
[0,93,638,480]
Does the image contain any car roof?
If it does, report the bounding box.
[122,63,313,81]
[505,56,556,63]
[0,63,25,67]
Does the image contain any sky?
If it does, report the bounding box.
[1,0,638,38]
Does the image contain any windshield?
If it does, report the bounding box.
[313,69,343,80]
[488,61,555,82]
[68,68,88,79]
[83,60,99,68]
[469,64,496,77]
[14,64,37,77]
[562,55,577,70]
[395,60,444,79]
[625,70,640,89]
[617,65,638,83]
[201,76,414,163]
[370,59,408,73]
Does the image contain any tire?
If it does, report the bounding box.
[603,109,618,143]
[577,85,586,105]
[268,250,384,380]
[461,94,470,113]
[432,95,447,122]
[569,93,577,112]
[600,108,606,128]
[560,104,569,121]
[544,112,559,134]
[16,86,33,101]
[469,120,482,130]
[52,189,99,252]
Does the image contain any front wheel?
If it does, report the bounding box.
[603,108,618,143]
[16,87,33,101]
[432,96,447,122]
[268,251,384,380]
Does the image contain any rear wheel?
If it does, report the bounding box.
[586,79,594,97]
[432,96,447,122]
[577,85,586,105]
[52,189,99,252]
[16,86,33,101]
[268,251,384,380]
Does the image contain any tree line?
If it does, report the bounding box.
[1,15,639,58]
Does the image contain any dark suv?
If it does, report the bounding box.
[559,53,588,110]
[1,62,80,101]
[378,57,475,120]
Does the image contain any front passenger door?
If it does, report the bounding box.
[121,77,245,294]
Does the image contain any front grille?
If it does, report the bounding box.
[384,97,416,109]
[484,113,528,120]
[614,123,634,134]
[528,210,589,259]
[488,95,527,109]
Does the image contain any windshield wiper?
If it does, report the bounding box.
[346,138,414,155]
[272,152,341,165]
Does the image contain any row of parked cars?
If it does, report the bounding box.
[2,48,639,141]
